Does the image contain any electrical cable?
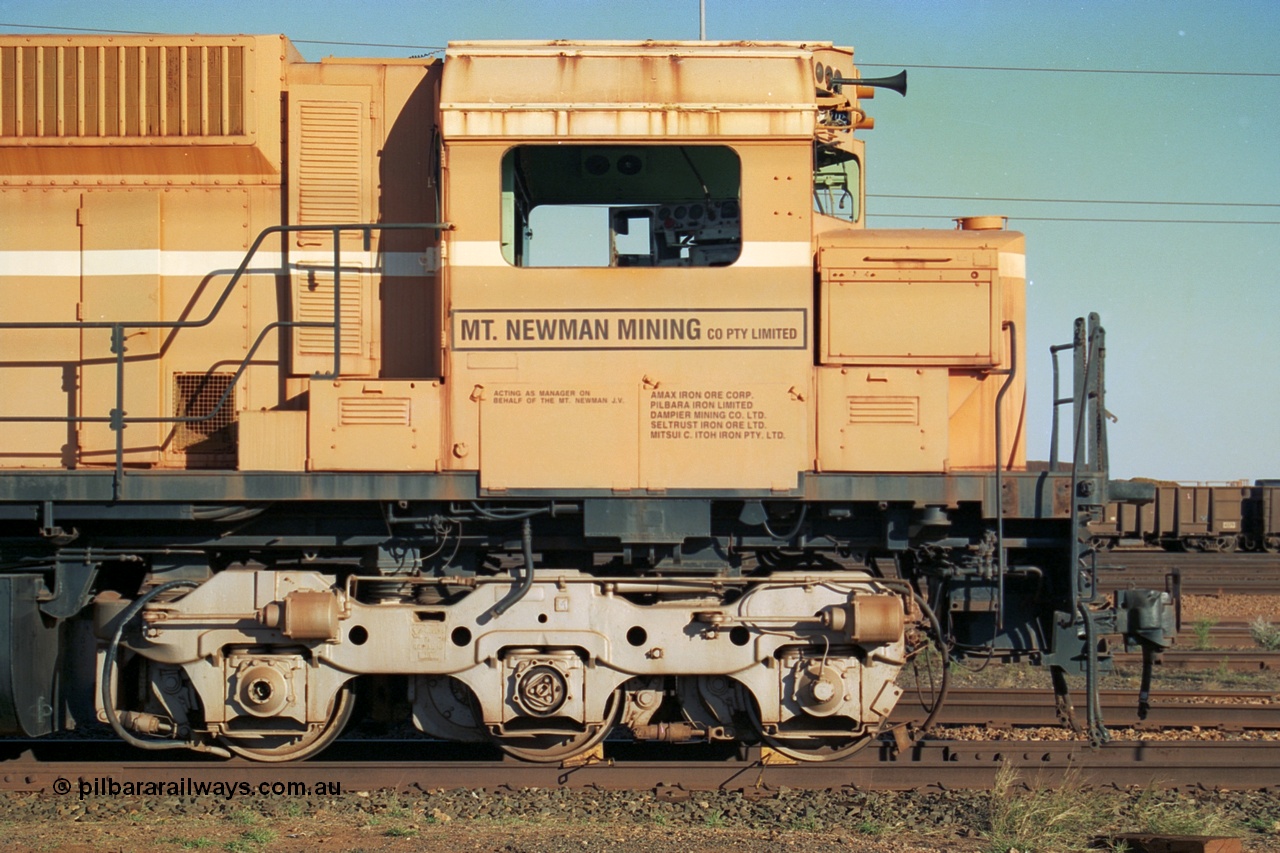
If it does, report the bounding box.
[101,580,232,757]
[872,213,1280,225]
[5,21,1275,78]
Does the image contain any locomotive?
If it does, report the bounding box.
[0,35,1172,762]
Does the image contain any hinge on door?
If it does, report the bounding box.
[369,102,378,120]
[76,304,84,321]
[76,206,85,226]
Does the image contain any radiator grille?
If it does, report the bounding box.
[173,373,237,454]
[0,43,244,138]
[847,396,919,425]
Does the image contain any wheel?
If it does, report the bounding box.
[222,683,355,762]
[1265,536,1280,554]
[745,701,876,763]
[491,689,621,763]
[415,676,488,742]
[1218,535,1238,553]
[758,727,876,762]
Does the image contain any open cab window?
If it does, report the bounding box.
[813,143,860,223]
[501,145,742,268]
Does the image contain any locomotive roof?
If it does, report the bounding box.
[0,34,860,142]
[445,39,844,53]
[440,40,856,140]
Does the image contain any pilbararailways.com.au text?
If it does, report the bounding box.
[62,776,343,800]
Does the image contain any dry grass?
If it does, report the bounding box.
[1121,784,1239,837]
[1251,618,1280,651]
[983,766,1242,853]
[984,763,1108,852]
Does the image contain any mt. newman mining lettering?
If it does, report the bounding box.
[452,309,805,351]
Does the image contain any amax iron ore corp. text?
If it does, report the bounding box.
[648,390,785,441]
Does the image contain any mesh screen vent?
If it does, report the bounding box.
[173,373,237,454]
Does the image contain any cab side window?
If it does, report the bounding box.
[501,145,741,268]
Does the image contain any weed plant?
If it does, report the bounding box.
[1191,617,1216,650]
[984,764,1108,852]
[1250,618,1280,651]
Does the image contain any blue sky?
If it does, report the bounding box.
[4,1,1277,481]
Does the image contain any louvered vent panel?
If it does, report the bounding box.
[338,398,411,427]
[0,43,244,138]
[296,100,363,225]
[847,396,919,425]
[173,373,237,453]
[296,272,364,356]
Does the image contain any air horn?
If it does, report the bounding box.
[831,70,908,97]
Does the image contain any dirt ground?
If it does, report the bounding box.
[2,784,1277,853]
[0,817,982,853]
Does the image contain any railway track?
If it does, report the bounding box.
[4,739,1277,794]
[956,647,1279,671]
[894,688,1280,730]
[944,644,1279,672]
[1097,551,1280,594]
[1113,648,1279,672]
[4,686,1278,794]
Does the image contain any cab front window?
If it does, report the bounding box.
[501,145,741,268]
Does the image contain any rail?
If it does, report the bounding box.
[2,739,1278,792]
[0,222,449,499]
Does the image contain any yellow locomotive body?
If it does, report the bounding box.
[0,36,1023,483]
[0,35,1163,761]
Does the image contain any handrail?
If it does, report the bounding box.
[0,222,450,498]
[1048,313,1112,744]
[991,319,1017,631]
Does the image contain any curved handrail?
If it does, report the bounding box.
[0,222,450,497]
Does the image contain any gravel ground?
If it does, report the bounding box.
[1180,594,1280,626]
[2,782,1278,852]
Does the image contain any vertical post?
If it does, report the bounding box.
[15,44,24,136]
[219,45,230,135]
[110,324,127,501]
[76,46,86,137]
[993,321,1018,631]
[116,46,126,137]
[179,46,188,136]
[1070,314,1109,744]
[138,44,147,137]
[1091,316,1108,473]
[199,46,209,137]
[1048,342,1070,470]
[35,45,44,137]
[331,227,342,378]
[97,46,106,137]
[158,46,167,137]
[55,46,65,137]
